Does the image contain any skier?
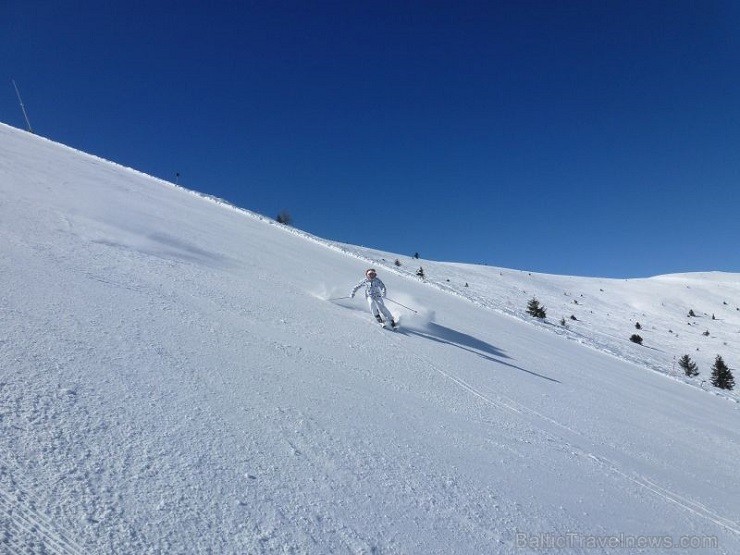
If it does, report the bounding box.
[351,268,397,328]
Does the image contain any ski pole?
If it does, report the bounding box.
[385,297,418,313]
[329,296,352,301]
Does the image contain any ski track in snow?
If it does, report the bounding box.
[381,323,740,541]
[0,460,84,555]
[439,362,740,537]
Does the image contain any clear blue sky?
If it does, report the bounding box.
[3,1,739,278]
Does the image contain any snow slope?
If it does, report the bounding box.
[1,122,739,554]
[339,247,740,401]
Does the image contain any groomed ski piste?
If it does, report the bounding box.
[1,122,738,553]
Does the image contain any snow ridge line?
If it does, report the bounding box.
[0,125,423,294]
[0,481,84,555]
[421,355,740,537]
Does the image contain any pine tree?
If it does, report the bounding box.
[678,354,699,377]
[710,355,735,390]
[526,298,546,319]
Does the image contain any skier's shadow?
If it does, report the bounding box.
[399,322,561,384]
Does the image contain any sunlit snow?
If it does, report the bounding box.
[1,123,738,554]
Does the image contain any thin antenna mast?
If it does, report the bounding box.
[12,79,33,133]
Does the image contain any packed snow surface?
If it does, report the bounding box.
[1,123,739,553]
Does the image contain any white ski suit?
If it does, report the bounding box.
[351,277,394,324]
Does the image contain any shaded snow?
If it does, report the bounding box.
[1,123,739,553]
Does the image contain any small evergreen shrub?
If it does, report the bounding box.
[678,355,699,377]
[276,210,293,225]
[526,298,547,319]
[710,355,735,390]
